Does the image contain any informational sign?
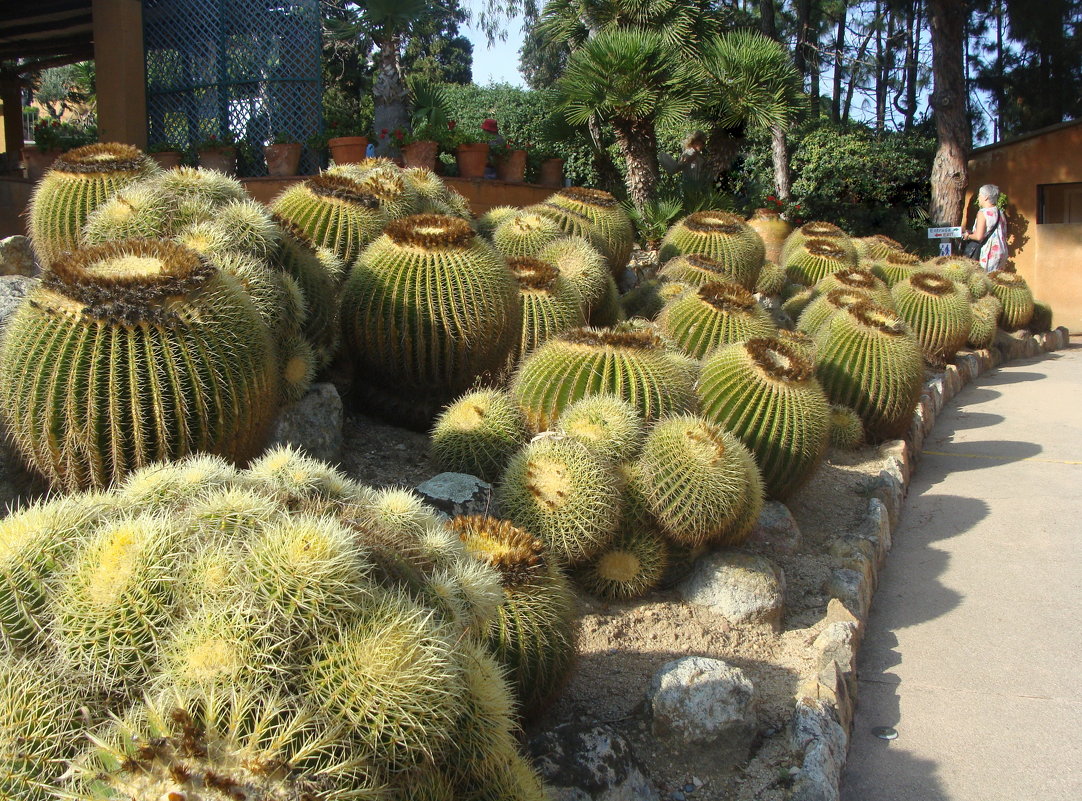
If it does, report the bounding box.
[927,226,963,239]
[939,242,952,257]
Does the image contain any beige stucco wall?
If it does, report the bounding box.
[968,122,1082,332]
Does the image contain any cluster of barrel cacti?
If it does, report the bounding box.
[0,448,566,799]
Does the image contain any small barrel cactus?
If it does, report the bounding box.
[891,270,973,366]
[543,187,635,274]
[29,143,159,265]
[539,236,610,315]
[507,256,587,364]
[492,210,566,259]
[657,281,777,358]
[511,323,699,432]
[497,436,622,566]
[621,278,691,320]
[0,240,280,490]
[270,173,388,265]
[631,414,764,548]
[853,234,907,262]
[814,267,894,308]
[430,389,529,482]
[755,260,788,296]
[556,394,645,463]
[988,270,1035,331]
[698,338,830,499]
[814,301,924,442]
[828,404,865,450]
[659,211,766,290]
[1029,300,1053,333]
[797,288,877,337]
[341,214,520,423]
[477,205,522,238]
[453,515,577,714]
[968,294,1002,348]
[575,525,669,601]
[869,250,921,287]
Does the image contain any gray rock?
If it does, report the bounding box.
[743,500,802,555]
[678,550,786,630]
[871,468,904,528]
[528,723,658,801]
[813,621,859,674]
[0,236,37,277]
[860,498,892,566]
[825,567,869,619]
[0,275,38,339]
[648,657,757,757]
[267,382,344,464]
[618,267,641,293]
[415,472,496,519]
[788,699,848,801]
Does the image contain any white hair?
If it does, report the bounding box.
[978,184,1000,203]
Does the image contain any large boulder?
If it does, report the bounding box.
[678,550,786,630]
[267,382,344,464]
[528,722,658,801]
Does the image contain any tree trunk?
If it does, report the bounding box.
[770,124,791,201]
[831,2,847,122]
[843,26,874,122]
[874,0,886,131]
[759,0,778,40]
[795,0,820,114]
[903,3,921,130]
[372,29,409,157]
[612,118,660,210]
[928,0,970,227]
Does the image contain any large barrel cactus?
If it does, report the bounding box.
[539,236,610,316]
[814,301,924,442]
[968,294,1001,348]
[544,187,635,274]
[989,271,1035,331]
[785,237,856,286]
[630,414,764,548]
[891,270,973,366]
[814,267,893,308]
[869,250,921,287]
[493,209,571,260]
[511,323,699,432]
[270,173,387,265]
[780,220,856,264]
[657,281,776,358]
[797,288,876,337]
[341,214,520,424]
[854,234,907,262]
[29,143,159,265]
[430,389,529,482]
[0,240,280,490]
[658,211,766,290]
[698,338,831,499]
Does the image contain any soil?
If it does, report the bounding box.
[337,407,893,801]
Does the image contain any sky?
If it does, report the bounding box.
[461,1,528,87]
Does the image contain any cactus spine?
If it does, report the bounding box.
[29,143,159,265]
[698,338,830,499]
[555,394,645,463]
[511,324,699,432]
[544,187,635,274]
[658,211,766,290]
[797,288,876,337]
[270,173,387,265]
[814,267,893,308]
[0,240,280,490]
[492,211,566,259]
[658,281,777,358]
[784,237,856,286]
[507,256,587,363]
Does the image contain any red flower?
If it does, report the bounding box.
[393,129,404,140]
[447,120,457,130]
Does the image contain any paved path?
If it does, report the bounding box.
[841,341,1082,801]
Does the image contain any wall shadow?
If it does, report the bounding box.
[916,440,1043,475]
[979,369,1047,385]
[941,410,1005,430]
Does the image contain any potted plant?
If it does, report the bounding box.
[538,153,565,187]
[196,131,239,175]
[264,132,303,177]
[24,118,96,182]
[493,137,528,183]
[448,120,489,180]
[147,141,186,170]
[400,77,450,171]
[325,120,368,165]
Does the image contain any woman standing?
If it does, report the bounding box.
[962,184,1008,272]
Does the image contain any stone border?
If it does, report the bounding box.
[786,326,1073,801]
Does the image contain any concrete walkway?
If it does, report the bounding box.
[841,341,1082,801]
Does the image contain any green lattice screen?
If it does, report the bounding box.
[143,0,323,176]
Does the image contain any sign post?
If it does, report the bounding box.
[927,226,963,240]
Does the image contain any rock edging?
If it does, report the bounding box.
[785,326,1072,801]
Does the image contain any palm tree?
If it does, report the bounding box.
[557,26,701,210]
[326,0,429,156]
[693,30,803,185]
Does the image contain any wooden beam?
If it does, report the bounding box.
[92,0,146,148]
[0,13,93,40]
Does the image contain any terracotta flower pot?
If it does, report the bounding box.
[747,208,793,265]
[456,142,490,179]
[538,157,565,188]
[198,146,237,175]
[22,146,62,182]
[497,149,528,183]
[264,142,302,177]
[328,136,368,165]
[402,140,438,170]
[150,151,184,170]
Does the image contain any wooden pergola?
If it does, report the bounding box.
[1,0,146,160]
